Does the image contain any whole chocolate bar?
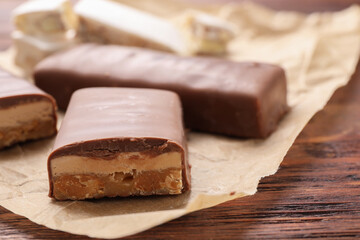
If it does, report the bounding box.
[0,68,57,149]
[48,87,190,200]
[34,44,288,138]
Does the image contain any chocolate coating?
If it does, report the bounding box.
[48,87,190,196]
[0,68,56,109]
[34,44,288,138]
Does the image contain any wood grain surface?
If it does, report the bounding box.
[1,0,360,239]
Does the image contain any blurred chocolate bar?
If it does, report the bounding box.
[175,10,236,55]
[12,31,77,72]
[75,0,186,53]
[12,0,78,72]
[12,0,78,40]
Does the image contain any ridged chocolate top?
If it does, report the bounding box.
[51,87,186,157]
[0,67,55,108]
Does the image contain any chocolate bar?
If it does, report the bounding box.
[175,10,236,55]
[34,44,288,138]
[48,87,190,200]
[75,0,186,54]
[12,31,77,72]
[0,68,57,149]
[12,0,78,40]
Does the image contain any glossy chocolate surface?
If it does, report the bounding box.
[34,44,288,138]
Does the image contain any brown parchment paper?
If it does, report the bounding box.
[1,1,360,238]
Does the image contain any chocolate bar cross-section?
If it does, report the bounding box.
[0,68,57,149]
[48,87,190,200]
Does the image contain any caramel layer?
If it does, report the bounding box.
[0,118,55,149]
[0,101,56,149]
[53,168,182,200]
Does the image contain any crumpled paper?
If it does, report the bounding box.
[1,1,360,238]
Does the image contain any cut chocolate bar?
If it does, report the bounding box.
[34,44,288,138]
[48,87,190,200]
[0,68,57,149]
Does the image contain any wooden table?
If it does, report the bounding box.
[1,0,360,239]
